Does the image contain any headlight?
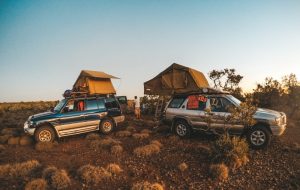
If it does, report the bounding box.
[275,117,281,125]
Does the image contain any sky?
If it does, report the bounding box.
[0,0,299,102]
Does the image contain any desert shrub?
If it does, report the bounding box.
[25,178,48,190]
[132,133,149,140]
[115,130,132,137]
[89,138,121,151]
[7,137,20,145]
[0,144,5,152]
[0,160,41,179]
[1,128,19,136]
[111,144,123,155]
[106,163,123,175]
[131,181,164,190]
[42,166,71,189]
[126,126,136,132]
[178,162,188,172]
[133,143,160,157]
[211,134,249,170]
[0,135,10,144]
[140,129,152,134]
[209,163,229,181]
[20,136,34,146]
[150,140,162,148]
[77,164,111,185]
[35,142,57,152]
[86,133,101,141]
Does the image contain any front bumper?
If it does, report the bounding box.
[24,122,35,136]
[270,123,287,136]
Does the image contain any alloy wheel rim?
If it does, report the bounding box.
[103,121,112,132]
[39,130,52,142]
[176,124,187,136]
[250,130,266,146]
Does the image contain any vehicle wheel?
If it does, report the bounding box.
[35,126,55,142]
[174,120,192,138]
[100,119,114,134]
[247,126,271,149]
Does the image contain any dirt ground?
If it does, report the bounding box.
[0,115,299,190]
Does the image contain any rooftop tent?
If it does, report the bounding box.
[144,63,219,95]
[73,70,119,95]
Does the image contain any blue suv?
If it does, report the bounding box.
[24,96,125,142]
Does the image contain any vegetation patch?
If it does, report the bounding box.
[106,163,123,175]
[211,134,249,170]
[132,133,150,140]
[0,135,10,144]
[19,136,34,146]
[131,181,164,190]
[110,144,123,155]
[0,160,41,179]
[85,133,101,141]
[140,129,152,134]
[115,130,132,137]
[178,162,188,172]
[126,126,136,132]
[209,163,229,181]
[133,141,162,157]
[0,144,5,152]
[89,138,121,151]
[25,178,48,190]
[77,164,111,186]
[35,142,58,152]
[7,137,20,145]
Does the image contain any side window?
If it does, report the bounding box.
[187,95,207,110]
[85,99,99,110]
[105,98,120,109]
[97,99,105,109]
[168,97,185,108]
[64,100,75,112]
[210,97,233,112]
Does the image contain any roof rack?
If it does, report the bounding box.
[63,90,115,99]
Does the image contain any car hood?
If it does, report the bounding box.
[30,111,56,121]
[254,108,282,120]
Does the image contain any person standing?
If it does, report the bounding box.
[134,96,141,119]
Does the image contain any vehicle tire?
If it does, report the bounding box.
[246,126,271,149]
[35,126,56,142]
[100,119,114,134]
[174,120,192,138]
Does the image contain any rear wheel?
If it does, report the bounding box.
[100,119,114,134]
[174,120,192,138]
[35,126,55,142]
[247,126,271,149]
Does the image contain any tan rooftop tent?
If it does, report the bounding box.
[144,63,219,95]
[73,70,119,95]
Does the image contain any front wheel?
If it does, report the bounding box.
[100,119,114,134]
[174,120,192,138]
[246,126,271,149]
[35,126,56,142]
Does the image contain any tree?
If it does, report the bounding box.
[208,69,244,100]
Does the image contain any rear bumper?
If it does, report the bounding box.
[24,122,35,136]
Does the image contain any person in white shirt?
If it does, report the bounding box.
[134,96,141,119]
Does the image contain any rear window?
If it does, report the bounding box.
[116,96,127,104]
[168,97,185,108]
[85,99,98,110]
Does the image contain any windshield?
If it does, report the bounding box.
[227,95,241,106]
[53,99,67,112]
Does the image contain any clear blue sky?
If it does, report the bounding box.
[0,0,299,102]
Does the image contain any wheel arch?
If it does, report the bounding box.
[35,122,59,138]
[171,117,190,132]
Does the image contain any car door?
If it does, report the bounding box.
[55,99,87,136]
[83,98,104,129]
[184,95,208,129]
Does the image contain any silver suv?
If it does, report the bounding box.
[164,93,287,149]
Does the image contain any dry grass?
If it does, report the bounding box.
[86,133,101,141]
[19,136,34,146]
[132,133,150,140]
[77,164,111,185]
[7,137,20,145]
[25,178,48,190]
[42,166,71,189]
[35,142,57,152]
[106,163,123,175]
[111,144,123,155]
[1,128,19,136]
[209,163,229,181]
[133,142,161,157]
[0,135,10,144]
[0,160,41,179]
[131,181,164,190]
[150,140,163,148]
[0,144,5,152]
[126,126,136,132]
[178,162,188,172]
[89,137,121,151]
[140,129,152,134]
[115,130,132,137]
